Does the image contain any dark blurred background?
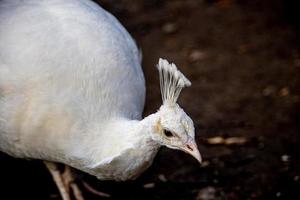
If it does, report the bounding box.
[0,0,299,199]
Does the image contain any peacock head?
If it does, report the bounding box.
[151,58,202,163]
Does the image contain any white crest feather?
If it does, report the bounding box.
[156,58,191,105]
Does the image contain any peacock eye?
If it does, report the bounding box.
[163,130,174,137]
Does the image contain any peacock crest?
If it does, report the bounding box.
[156,58,191,105]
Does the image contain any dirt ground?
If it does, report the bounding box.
[0,0,299,199]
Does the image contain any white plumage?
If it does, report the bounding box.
[0,0,201,194]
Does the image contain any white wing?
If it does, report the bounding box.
[0,0,145,119]
[0,0,145,157]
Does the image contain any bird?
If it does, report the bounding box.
[0,0,202,199]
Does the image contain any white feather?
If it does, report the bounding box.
[0,0,159,180]
[157,58,191,105]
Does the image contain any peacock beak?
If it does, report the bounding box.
[181,137,202,164]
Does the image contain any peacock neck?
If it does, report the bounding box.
[66,111,161,178]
